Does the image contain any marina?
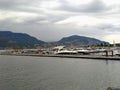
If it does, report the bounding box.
[1,0,120,89]
[1,45,120,60]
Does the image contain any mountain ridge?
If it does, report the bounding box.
[57,35,109,46]
[0,31,45,48]
[0,31,109,48]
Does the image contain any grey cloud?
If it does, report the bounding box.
[0,19,108,41]
[0,17,119,43]
[0,0,109,25]
[96,24,114,30]
[93,24,120,37]
[0,0,47,13]
[0,0,29,10]
[0,0,71,24]
[57,0,110,13]
[82,0,109,12]
[1,0,107,14]
[0,0,119,43]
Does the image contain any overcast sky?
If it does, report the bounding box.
[0,0,120,43]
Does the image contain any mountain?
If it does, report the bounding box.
[0,31,45,48]
[0,31,109,48]
[58,35,109,46]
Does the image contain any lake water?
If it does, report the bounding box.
[0,55,120,90]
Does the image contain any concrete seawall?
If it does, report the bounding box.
[39,55,120,60]
[5,54,120,60]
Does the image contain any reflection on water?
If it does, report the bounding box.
[0,55,120,90]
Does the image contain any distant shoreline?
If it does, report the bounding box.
[1,54,120,60]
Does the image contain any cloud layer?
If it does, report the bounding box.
[0,0,120,43]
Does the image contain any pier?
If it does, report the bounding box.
[36,54,120,60]
[3,54,120,60]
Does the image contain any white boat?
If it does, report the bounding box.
[55,50,77,55]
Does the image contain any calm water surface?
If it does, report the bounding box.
[0,55,120,90]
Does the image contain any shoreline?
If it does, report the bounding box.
[1,54,120,60]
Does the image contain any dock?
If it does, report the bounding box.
[6,54,120,60]
[38,55,120,60]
